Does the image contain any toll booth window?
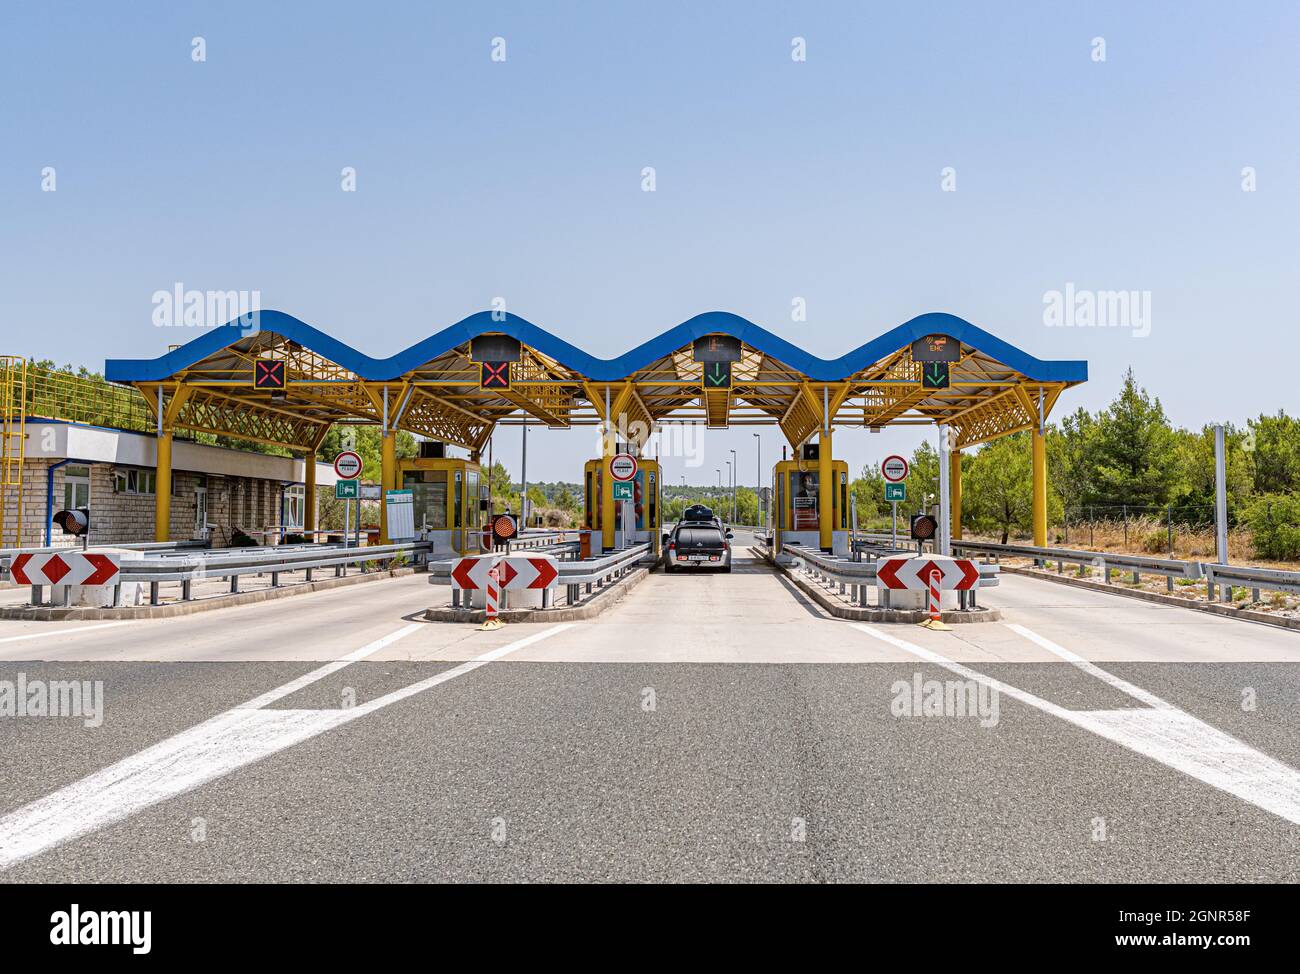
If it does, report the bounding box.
[648,472,657,528]
[776,470,785,528]
[791,471,818,530]
[454,471,463,528]
[840,474,847,529]
[410,471,447,530]
[585,471,593,527]
[467,471,481,528]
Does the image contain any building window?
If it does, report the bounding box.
[283,484,305,530]
[62,465,90,511]
[112,468,159,495]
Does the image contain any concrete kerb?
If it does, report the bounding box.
[1001,564,1300,632]
[424,566,650,624]
[0,565,422,621]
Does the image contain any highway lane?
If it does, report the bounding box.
[1,547,1299,882]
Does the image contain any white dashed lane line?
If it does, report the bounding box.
[852,622,1300,827]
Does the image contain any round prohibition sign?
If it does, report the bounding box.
[881,455,909,483]
[609,453,638,482]
[334,451,363,479]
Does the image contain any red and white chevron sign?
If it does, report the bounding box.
[450,554,501,591]
[876,556,980,591]
[10,551,120,587]
[498,555,559,590]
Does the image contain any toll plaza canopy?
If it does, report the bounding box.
[105,308,1086,544]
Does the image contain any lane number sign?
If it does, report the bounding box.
[881,455,909,483]
[334,451,363,479]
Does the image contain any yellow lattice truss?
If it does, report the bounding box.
[96,327,1078,456]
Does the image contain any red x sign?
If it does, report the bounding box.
[480,361,511,390]
[254,359,286,389]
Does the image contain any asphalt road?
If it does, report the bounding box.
[1,547,1298,883]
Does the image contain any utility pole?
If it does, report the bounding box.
[1214,423,1229,569]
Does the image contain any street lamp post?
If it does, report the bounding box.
[752,433,761,528]
[725,460,732,523]
[729,449,737,524]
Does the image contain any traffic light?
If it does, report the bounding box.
[910,513,937,541]
[53,506,90,536]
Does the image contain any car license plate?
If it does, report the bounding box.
[688,554,709,561]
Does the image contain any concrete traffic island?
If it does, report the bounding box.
[424,565,650,624]
[777,560,1001,623]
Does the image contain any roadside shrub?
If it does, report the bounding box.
[1241,494,1300,561]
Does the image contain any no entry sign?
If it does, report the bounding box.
[881,455,909,483]
[609,454,638,482]
[334,451,363,479]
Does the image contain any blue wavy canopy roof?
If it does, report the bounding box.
[106,309,1088,384]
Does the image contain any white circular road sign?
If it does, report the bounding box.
[334,451,363,479]
[609,453,638,482]
[881,455,909,483]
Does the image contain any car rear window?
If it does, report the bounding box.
[676,527,723,545]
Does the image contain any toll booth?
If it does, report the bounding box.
[772,455,849,554]
[583,458,661,554]
[398,451,484,555]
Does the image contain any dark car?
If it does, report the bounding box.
[663,521,733,572]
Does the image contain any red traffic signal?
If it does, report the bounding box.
[910,514,937,541]
[53,507,90,536]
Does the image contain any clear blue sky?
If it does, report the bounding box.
[3,1,1296,485]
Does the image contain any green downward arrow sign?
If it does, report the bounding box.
[706,363,729,387]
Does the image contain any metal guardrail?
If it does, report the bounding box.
[2,539,210,582]
[430,542,654,610]
[26,541,431,608]
[782,543,999,609]
[949,538,1300,603]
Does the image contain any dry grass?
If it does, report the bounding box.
[972,516,1296,570]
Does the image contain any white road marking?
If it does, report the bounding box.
[1002,622,1170,709]
[0,622,132,646]
[0,622,575,870]
[853,623,1300,827]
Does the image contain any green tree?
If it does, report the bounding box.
[1249,411,1300,495]
[849,462,888,525]
[1085,369,1180,507]
[907,441,940,513]
[964,433,1033,543]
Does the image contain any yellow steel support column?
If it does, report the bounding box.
[951,448,963,540]
[154,428,173,542]
[601,426,615,552]
[818,428,833,550]
[304,452,317,540]
[379,430,396,544]
[1032,426,1048,546]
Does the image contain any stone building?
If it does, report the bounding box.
[2,420,336,548]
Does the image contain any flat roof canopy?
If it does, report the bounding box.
[106,310,1087,454]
